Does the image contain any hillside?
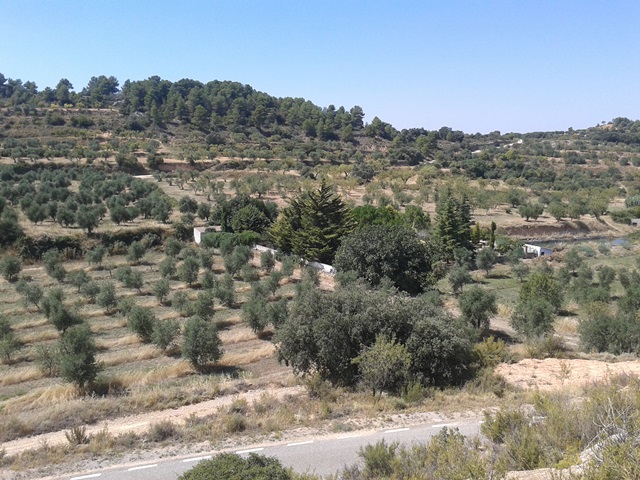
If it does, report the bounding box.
[3,73,640,479]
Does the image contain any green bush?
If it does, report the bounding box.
[127,306,157,342]
[360,439,398,477]
[200,231,260,250]
[151,319,180,351]
[182,316,222,368]
[473,336,510,369]
[178,453,292,480]
[482,408,528,443]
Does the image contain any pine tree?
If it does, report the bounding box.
[269,179,354,264]
[435,188,472,261]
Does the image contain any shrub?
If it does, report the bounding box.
[482,408,529,443]
[280,256,295,277]
[224,414,247,433]
[214,274,236,307]
[34,344,60,377]
[152,278,171,305]
[473,336,510,369]
[459,286,497,331]
[58,324,101,392]
[65,426,90,445]
[96,282,118,314]
[147,420,179,442]
[353,335,411,399]
[579,309,640,355]
[0,255,22,282]
[126,240,146,265]
[524,335,566,359]
[178,257,200,287]
[360,439,397,478]
[178,453,292,480]
[260,250,275,273]
[510,298,555,339]
[127,306,157,342]
[159,256,177,278]
[151,319,180,351]
[15,279,43,309]
[182,316,222,368]
[0,317,20,363]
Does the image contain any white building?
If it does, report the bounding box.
[523,243,553,258]
[193,227,207,245]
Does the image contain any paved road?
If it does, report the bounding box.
[58,418,483,480]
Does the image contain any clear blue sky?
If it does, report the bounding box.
[2,0,639,134]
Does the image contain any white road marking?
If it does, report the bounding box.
[432,423,454,428]
[384,427,410,433]
[236,447,264,454]
[71,475,101,480]
[127,464,158,471]
[287,440,314,447]
[337,434,363,439]
[183,455,213,463]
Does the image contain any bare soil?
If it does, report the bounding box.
[495,358,640,391]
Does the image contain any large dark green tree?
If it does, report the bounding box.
[334,224,437,294]
[275,283,472,387]
[435,188,472,261]
[269,179,354,264]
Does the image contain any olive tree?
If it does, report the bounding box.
[58,324,101,393]
[0,255,22,282]
[182,316,222,368]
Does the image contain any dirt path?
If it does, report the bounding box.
[2,385,304,456]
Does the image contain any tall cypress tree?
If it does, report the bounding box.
[435,188,472,261]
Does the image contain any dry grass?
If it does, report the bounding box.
[95,335,140,350]
[99,345,162,367]
[89,318,127,333]
[118,361,194,388]
[3,384,77,413]
[555,317,578,335]
[219,327,256,345]
[215,315,242,329]
[0,366,44,386]
[219,344,275,366]
[497,303,513,318]
[13,318,49,330]
[19,329,59,343]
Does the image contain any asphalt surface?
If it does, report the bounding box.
[58,418,483,480]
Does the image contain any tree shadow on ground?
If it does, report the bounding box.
[199,364,245,377]
[484,328,517,345]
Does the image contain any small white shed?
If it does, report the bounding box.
[523,243,553,258]
[193,227,207,245]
